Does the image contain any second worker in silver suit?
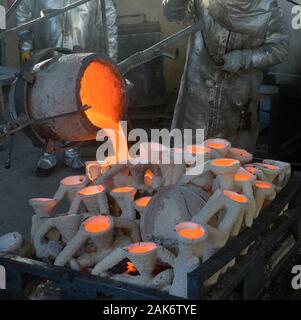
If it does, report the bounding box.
[16,0,118,171]
[163,0,289,151]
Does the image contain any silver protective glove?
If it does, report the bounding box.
[222,50,252,74]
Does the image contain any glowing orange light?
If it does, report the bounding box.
[79,185,104,196]
[86,162,110,182]
[206,142,226,150]
[257,163,280,171]
[126,242,157,254]
[144,169,154,187]
[112,186,135,193]
[176,223,206,240]
[84,216,111,234]
[255,180,273,189]
[235,171,253,182]
[125,262,137,274]
[135,197,152,208]
[80,61,125,131]
[212,158,239,167]
[186,145,211,155]
[224,190,248,203]
[62,176,85,186]
[246,167,258,174]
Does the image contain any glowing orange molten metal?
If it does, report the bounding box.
[125,262,137,274]
[144,169,154,187]
[235,171,253,182]
[206,142,226,150]
[186,145,211,155]
[257,163,280,171]
[135,197,152,208]
[177,223,206,240]
[126,242,157,254]
[80,61,125,131]
[62,176,85,186]
[112,186,135,193]
[224,191,248,204]
[79,185,104,196]
[255,180,273,189]
[246,167,258,175]
[84,216,111,234]
[212,158,239,167]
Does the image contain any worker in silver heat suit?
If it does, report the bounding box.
[16,0,118,172]
[163,0,289,151]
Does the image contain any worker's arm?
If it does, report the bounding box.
[105,0,118,62]
[15,0,34,61]
[162,0,195,23]
[96,0,118,62]
[249,1,289,69]
[223,1,289,74]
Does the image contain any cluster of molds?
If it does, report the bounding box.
[28,139,291,298]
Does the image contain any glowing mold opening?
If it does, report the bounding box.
[257,163,280,171]
[224,190,248,204]
[186,145,211,155]
[79,185,104,196]
[212,158,239,167]
[126,242,158,254]
[255,180,273,189]
[235,171,253,182]
[206,142,226,150]
[112,186,135,193]
[135,197,152,208]
[83,215,112,234]
[61,176,85,186]
[176,222,207,240]
[246,167,259,175]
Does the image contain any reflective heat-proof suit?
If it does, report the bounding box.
[16,0,118,61]
[163,0,289,151]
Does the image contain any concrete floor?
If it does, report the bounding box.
[0,133,86,239]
